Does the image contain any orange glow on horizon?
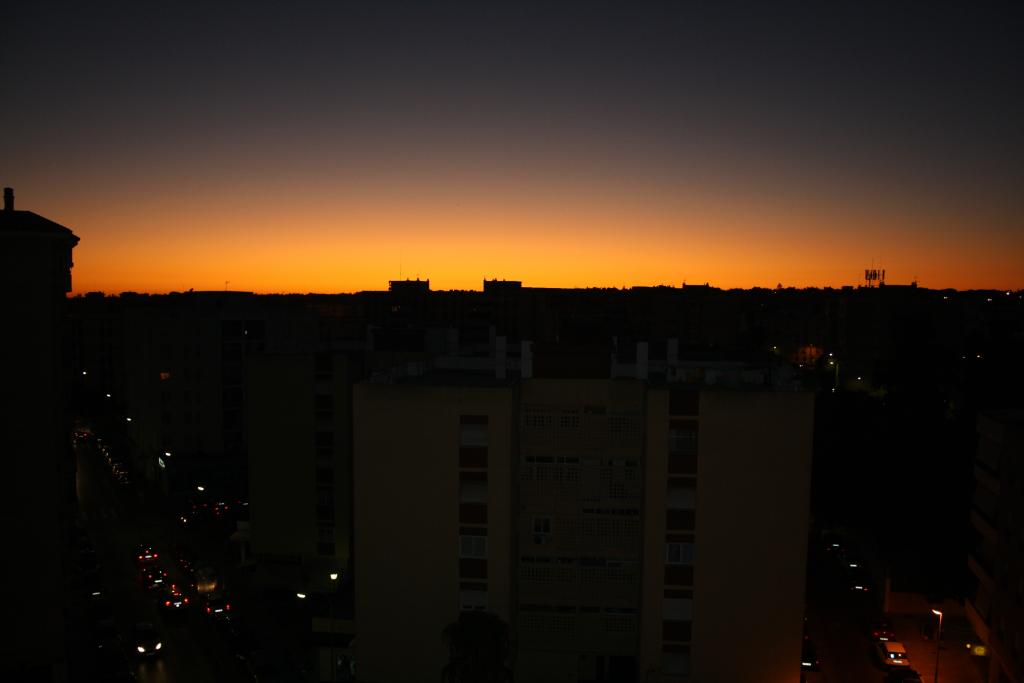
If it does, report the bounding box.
[37,183,1024,295]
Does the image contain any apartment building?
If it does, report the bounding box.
[0,188,79,681]
[967,411,1024,683]
[351,368,813,683]
[248,351,359,587]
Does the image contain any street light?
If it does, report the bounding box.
[296,592,307,599]
[329,572,339,581]
[196,485,205,492]
[931,608,943,683]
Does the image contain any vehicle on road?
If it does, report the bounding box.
[134,544,159,564]
[847,566,873,593]
[132,621,162,658]
[801,637,821,671]
[141,565,169,591]
[869,617,896,641]
[93,642,137,682]
[92,618,121,651]
[160,584,190,611]
[873,641,911,669]
[203,593,232,621]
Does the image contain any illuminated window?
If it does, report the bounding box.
[159,371,171,381]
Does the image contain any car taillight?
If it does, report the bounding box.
[184,597,189,603]
[138,555,143,560]
[165,601,171,606]
[226,604,231,610]
[206,607,211,613]
[154,553,158,558]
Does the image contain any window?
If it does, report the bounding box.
[459,589,488,611]
[315,467,334,485]
[663,598,693,621]
[459,416,489,447]
[459,535,487,559]
[666,482,696,509]
[533,516,552,534]
[666,542,695,565]
[668,421,698,456]
[662,651,691,676]
[459,479,488,504]
[315,394,334,420]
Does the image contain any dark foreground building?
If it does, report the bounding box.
[0,188,79,680]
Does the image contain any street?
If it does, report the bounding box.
[73,437,248,683]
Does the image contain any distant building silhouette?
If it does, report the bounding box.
[0,187,79,681]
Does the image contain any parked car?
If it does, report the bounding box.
[873,641,911,669]
[847,566,874,593]
[801,637,821,671]
[869,617,896,641]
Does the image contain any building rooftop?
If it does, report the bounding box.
[0,187,78,242]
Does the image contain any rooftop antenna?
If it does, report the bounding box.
[225,280,230,292]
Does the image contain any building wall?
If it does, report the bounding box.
[353,382,515,683]
[969,412,1024,683]
[690,390,814,683]
[516,379,647,683]
[248,352,354,581]
[0,229,77,681]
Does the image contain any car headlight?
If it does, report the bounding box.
[137,646,145,653]
[155,642,162,650]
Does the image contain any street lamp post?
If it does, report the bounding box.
[931,608,943,683]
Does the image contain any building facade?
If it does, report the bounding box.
[0,188,79,681]
[351,371,813,683]
[968,411,1024,683]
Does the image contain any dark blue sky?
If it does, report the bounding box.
[3,1,1022,291]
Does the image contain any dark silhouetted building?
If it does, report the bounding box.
[968,411,1024,683]
[0,187,79,681]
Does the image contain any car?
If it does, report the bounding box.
[77,550,102,578]
[822,531,845,555]
[801,637,821,671]
[134,544,159,564]
[884,670,923,683]
[873,641,911,669]
[132,621,162,658]
[89,596,115,623]
[80,573,106,602]
[93,618,122,651]
[847,566,873,593]
[172,544,197,574]
[160,585,191,611]
[92,642,138,682]
[141,566,169,591]
[203,594,233,621]
[869,617,896,641]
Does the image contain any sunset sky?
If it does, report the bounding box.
[3,1,1022,293]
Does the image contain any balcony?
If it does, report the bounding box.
[968,551,994,587]
[973,462,999,495]
[970,507,997,543]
